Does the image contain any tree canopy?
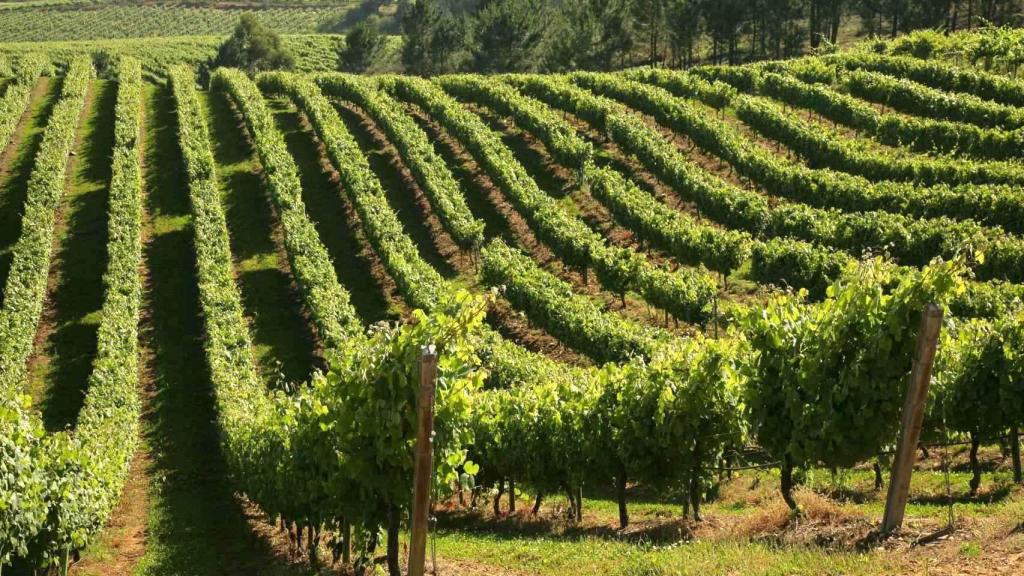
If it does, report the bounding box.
[339,16,387,72]
[213,14,295,74]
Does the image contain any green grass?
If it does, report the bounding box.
[0,76,58,309]
[202,88,319,388]
[29,78,114,430]
[798,459,1020,521]
[416,455,1022,575]
[527,459,1020,528]
[958,540,982,558]
[425,530,898,576]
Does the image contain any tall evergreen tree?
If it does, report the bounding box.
[810,0,846,47]
[752,0,805,58]
[549,0,633,70]
[703,0,748,64]
[666,0,702,67]
[470,0,553,72]
[339,16,387,73]
[905,0,954,30]
[632,0,669,63]
[213,14,295,74]
[979,0,1021,25]
[856,0,910,37]
[401,0,470,75]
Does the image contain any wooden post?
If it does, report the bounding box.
[1011,426,1022,484]
[881,304,943,535]
[409,345,438,576]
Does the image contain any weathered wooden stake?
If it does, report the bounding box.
[881,304,943,535]
[409,345,438,576]
[1011,426,1022,484]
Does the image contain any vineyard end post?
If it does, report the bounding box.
[409,345,438,576]
[881,304,943,535]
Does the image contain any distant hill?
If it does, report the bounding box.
[0,0,399,42]
[0,32,405,74]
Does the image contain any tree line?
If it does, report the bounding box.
[207,1,1022,75]
[390,0,1021,73]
